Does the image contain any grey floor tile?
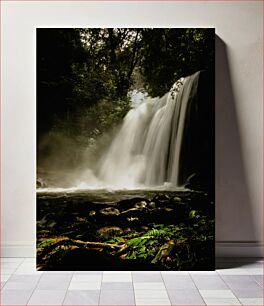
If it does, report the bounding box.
[203,297,241,305]
[239,298,264,305]
[63,289,100,305]
[135,298,171,305]
[43,271,74,275]
[134,282,166,290]
[231,287,263,298]
[191,275,229,290]
[132,271,162,282]
[163,275,196,289]
[217,268,249,275]
[252,275,264,287]
[27,289,66,305]
[2,267,18,274]
[14,262,37,274]
[245,268,263,275]
[8,274,41,283]
[101,281,133,290]
[74,271,103,274]
[221,275,261,289]
[134,289,169,299]
[102,272,132,282]
[199,289,237,298]
[190,271,217,275]
[71,274,101,282]
[1,288,33,305]
[99,289,135,305]
[3,281,37,291]
[167,289,205,305]
[1,275,11,282]
[162,271,189,275]
[37,273,72,290]
[68,281,101,290]
[1,262,22,269]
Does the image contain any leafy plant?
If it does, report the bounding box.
[37,238,56,252]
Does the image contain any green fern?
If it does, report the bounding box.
[144,228,168,238]
[126,237,146,247]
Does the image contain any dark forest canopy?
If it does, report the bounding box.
[37,28,214,137]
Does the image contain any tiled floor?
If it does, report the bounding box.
[0,258,263,305]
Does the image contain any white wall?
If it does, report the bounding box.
[1,1,262,257]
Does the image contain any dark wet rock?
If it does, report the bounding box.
[120,207,145,217]
[117,198,149,210]
[38,219,56,228]
[172,196,181,203]
[164,208,174,212]
[152,194,170,203]
[148,201,156,209]
[75,217,87,223]
[99,207,120,216]
[123,228,132,234]
[97,226,123,239]
[126,216,139,222]
[134,201,148,209]
[89,210,96,217]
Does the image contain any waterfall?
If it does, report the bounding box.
[88,71,200,190]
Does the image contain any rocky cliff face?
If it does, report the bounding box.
[179,70,214,194]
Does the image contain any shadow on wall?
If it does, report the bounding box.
[215,36,257,248]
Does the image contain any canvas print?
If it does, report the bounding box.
[37,28,215,271]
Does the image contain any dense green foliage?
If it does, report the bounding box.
[37,29,86,136]
[37,28,214,135]
[139,28,214,96]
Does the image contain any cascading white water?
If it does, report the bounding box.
[84,71,200,190]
